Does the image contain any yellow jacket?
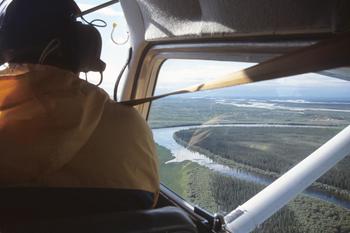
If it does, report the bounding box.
[0,64,159,204]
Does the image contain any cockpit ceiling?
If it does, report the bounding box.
[136,0,350,42]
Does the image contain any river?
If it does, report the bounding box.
[152,124,350,209]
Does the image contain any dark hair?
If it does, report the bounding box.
[0,0,105,73]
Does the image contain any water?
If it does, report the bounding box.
[153,125,271,185]
[153,124,350,209]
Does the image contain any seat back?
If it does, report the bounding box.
[0,188,197,233]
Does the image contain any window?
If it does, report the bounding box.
[148,59,350,233]
[77,1,129,98]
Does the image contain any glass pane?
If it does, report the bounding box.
[77,1,130,98]
[149,59,350,233]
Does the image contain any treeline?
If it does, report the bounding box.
[174,126,350,193]
[291,196,350,233]
[208,173,350,233]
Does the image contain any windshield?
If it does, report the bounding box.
[148,59,350,233]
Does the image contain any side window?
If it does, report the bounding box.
[77,2,129,98]
[148,59,350,233]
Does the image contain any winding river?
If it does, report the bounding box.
[152,124,350,209]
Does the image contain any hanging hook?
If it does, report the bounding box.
[111,22,129,45]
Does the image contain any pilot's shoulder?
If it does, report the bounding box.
[106,100,142,119]
[104,100,149,130]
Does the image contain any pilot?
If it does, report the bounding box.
[0,0,159,212]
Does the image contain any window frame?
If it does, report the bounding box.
[128,40,317,119]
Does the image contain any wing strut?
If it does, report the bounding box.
[224,125,350,233]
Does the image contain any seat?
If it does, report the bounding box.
[0,188,197,233]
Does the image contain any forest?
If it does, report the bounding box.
[157,144,350,233]
[173,126,350,198]
[149,98,350,129]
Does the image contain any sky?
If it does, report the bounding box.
[76,1,350,101]
[156,60,350,100]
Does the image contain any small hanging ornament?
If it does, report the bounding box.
[110,22,129,45]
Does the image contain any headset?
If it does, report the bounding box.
[0,0,106,74]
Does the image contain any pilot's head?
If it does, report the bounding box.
[0,0,105,73]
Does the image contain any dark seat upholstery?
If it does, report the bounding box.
[0,188,197,233]
[0,187,155,218]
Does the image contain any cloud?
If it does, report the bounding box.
[77,2,123,17]
[154,60,350,95]
[258,73,350,87]
[157,60,253,88]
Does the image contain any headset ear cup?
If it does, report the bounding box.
[67,22,106,73]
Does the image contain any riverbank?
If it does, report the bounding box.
[172,127,350,204]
